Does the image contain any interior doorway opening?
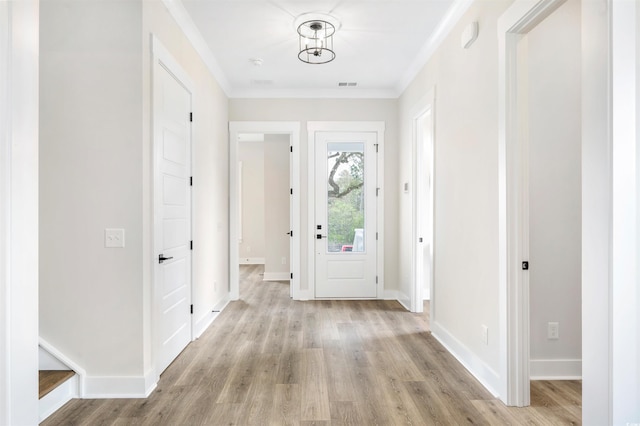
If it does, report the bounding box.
[412,89,435,317]
[229,122,301,301]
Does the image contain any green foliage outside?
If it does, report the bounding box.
[327,151,364,251]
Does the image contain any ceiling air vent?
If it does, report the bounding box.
[338,82,357,87]
[251,79,274,86]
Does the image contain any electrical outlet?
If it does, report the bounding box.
[548,322,559,340]
[481,325,489,345]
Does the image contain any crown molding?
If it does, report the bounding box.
[161,0,233,97]
[395,0,474,96]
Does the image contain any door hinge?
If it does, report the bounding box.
[190,304,193,314]
[376,232,378,240]
[376,276,378,284]
[374,143,379,153]
[290,273,293,279]
[376,188,380,196]
[290,230,293,237]
[190,176,193,186]
[290,146,293,153]
[522,261,529,270]
[290,188,293,195]
[189,112,193,122]
[190,240,193,250]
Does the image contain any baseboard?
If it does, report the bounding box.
[194,297,230,339]
[295,289,313,300]
[391,289,411,311]
[382,289,400,300]
[83,370,156,398]
[530,359,582,380]
[431,321,500,397]
[263,272,290,281]
[239,257,265,265]
[39,374,78,422]
[39,337,87,397]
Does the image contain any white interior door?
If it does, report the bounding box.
[154,62,192,375]
[315,131,377,298]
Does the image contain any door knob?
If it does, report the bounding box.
[317,234,327,239]
[159,254,173,264]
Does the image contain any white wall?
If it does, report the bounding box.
[398,0,513,388]
[39,0,146,388]
[263,134,290,278]
[0,1,40,423]
[238,141,266,262]
[526,0,581,378]
[229,99,398,293]
[39,0,229,396]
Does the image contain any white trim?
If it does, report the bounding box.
[238,257,265,265]
[497,0,566,407]
[581,2,612,423]
[1,2,39,424]
[431,321,500,397]
[39,374,78,423]
[230,87,398,99]
[229,122,301,300]
[193,296,230,339]
[307,121,385,300]
[529,359,582,380]
[396,0,474,95]
[411,88,436,316]
[83,373,157,399]
[161,0,232,96]
[238,161,243,242]
[611,1,639,422]
[39,337,87,398]
[263,272,290,281]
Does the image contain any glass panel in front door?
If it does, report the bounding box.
[326,142,365,253]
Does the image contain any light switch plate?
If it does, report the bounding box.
[105,228,125,248]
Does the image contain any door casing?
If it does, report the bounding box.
[411,88,436,315]
[229,121,301,300]
[307,121,385,300]
[497,0,567,407]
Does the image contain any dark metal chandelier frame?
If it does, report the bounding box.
[297,19,336,64]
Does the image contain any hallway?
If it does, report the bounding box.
[43,265,581,425]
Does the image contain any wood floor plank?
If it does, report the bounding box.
[42,265,582,426]
[270,383,301,426]
[300,348,331,421]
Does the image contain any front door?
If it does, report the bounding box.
[314,131,378,298]
[154,61,192,375]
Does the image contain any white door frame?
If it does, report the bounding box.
[229,122,301,300]
[307,121,385,299]
[151,35,195,378]
[497,0,566,407]
[0,1,39,423]
[411,88,436,315]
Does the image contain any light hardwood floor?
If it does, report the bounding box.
[43,265,581,425]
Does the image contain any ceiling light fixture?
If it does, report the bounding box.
[295,13,339,64]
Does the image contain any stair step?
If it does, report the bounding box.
[39,370,75,399]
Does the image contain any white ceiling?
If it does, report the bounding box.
[168,0,472,98]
